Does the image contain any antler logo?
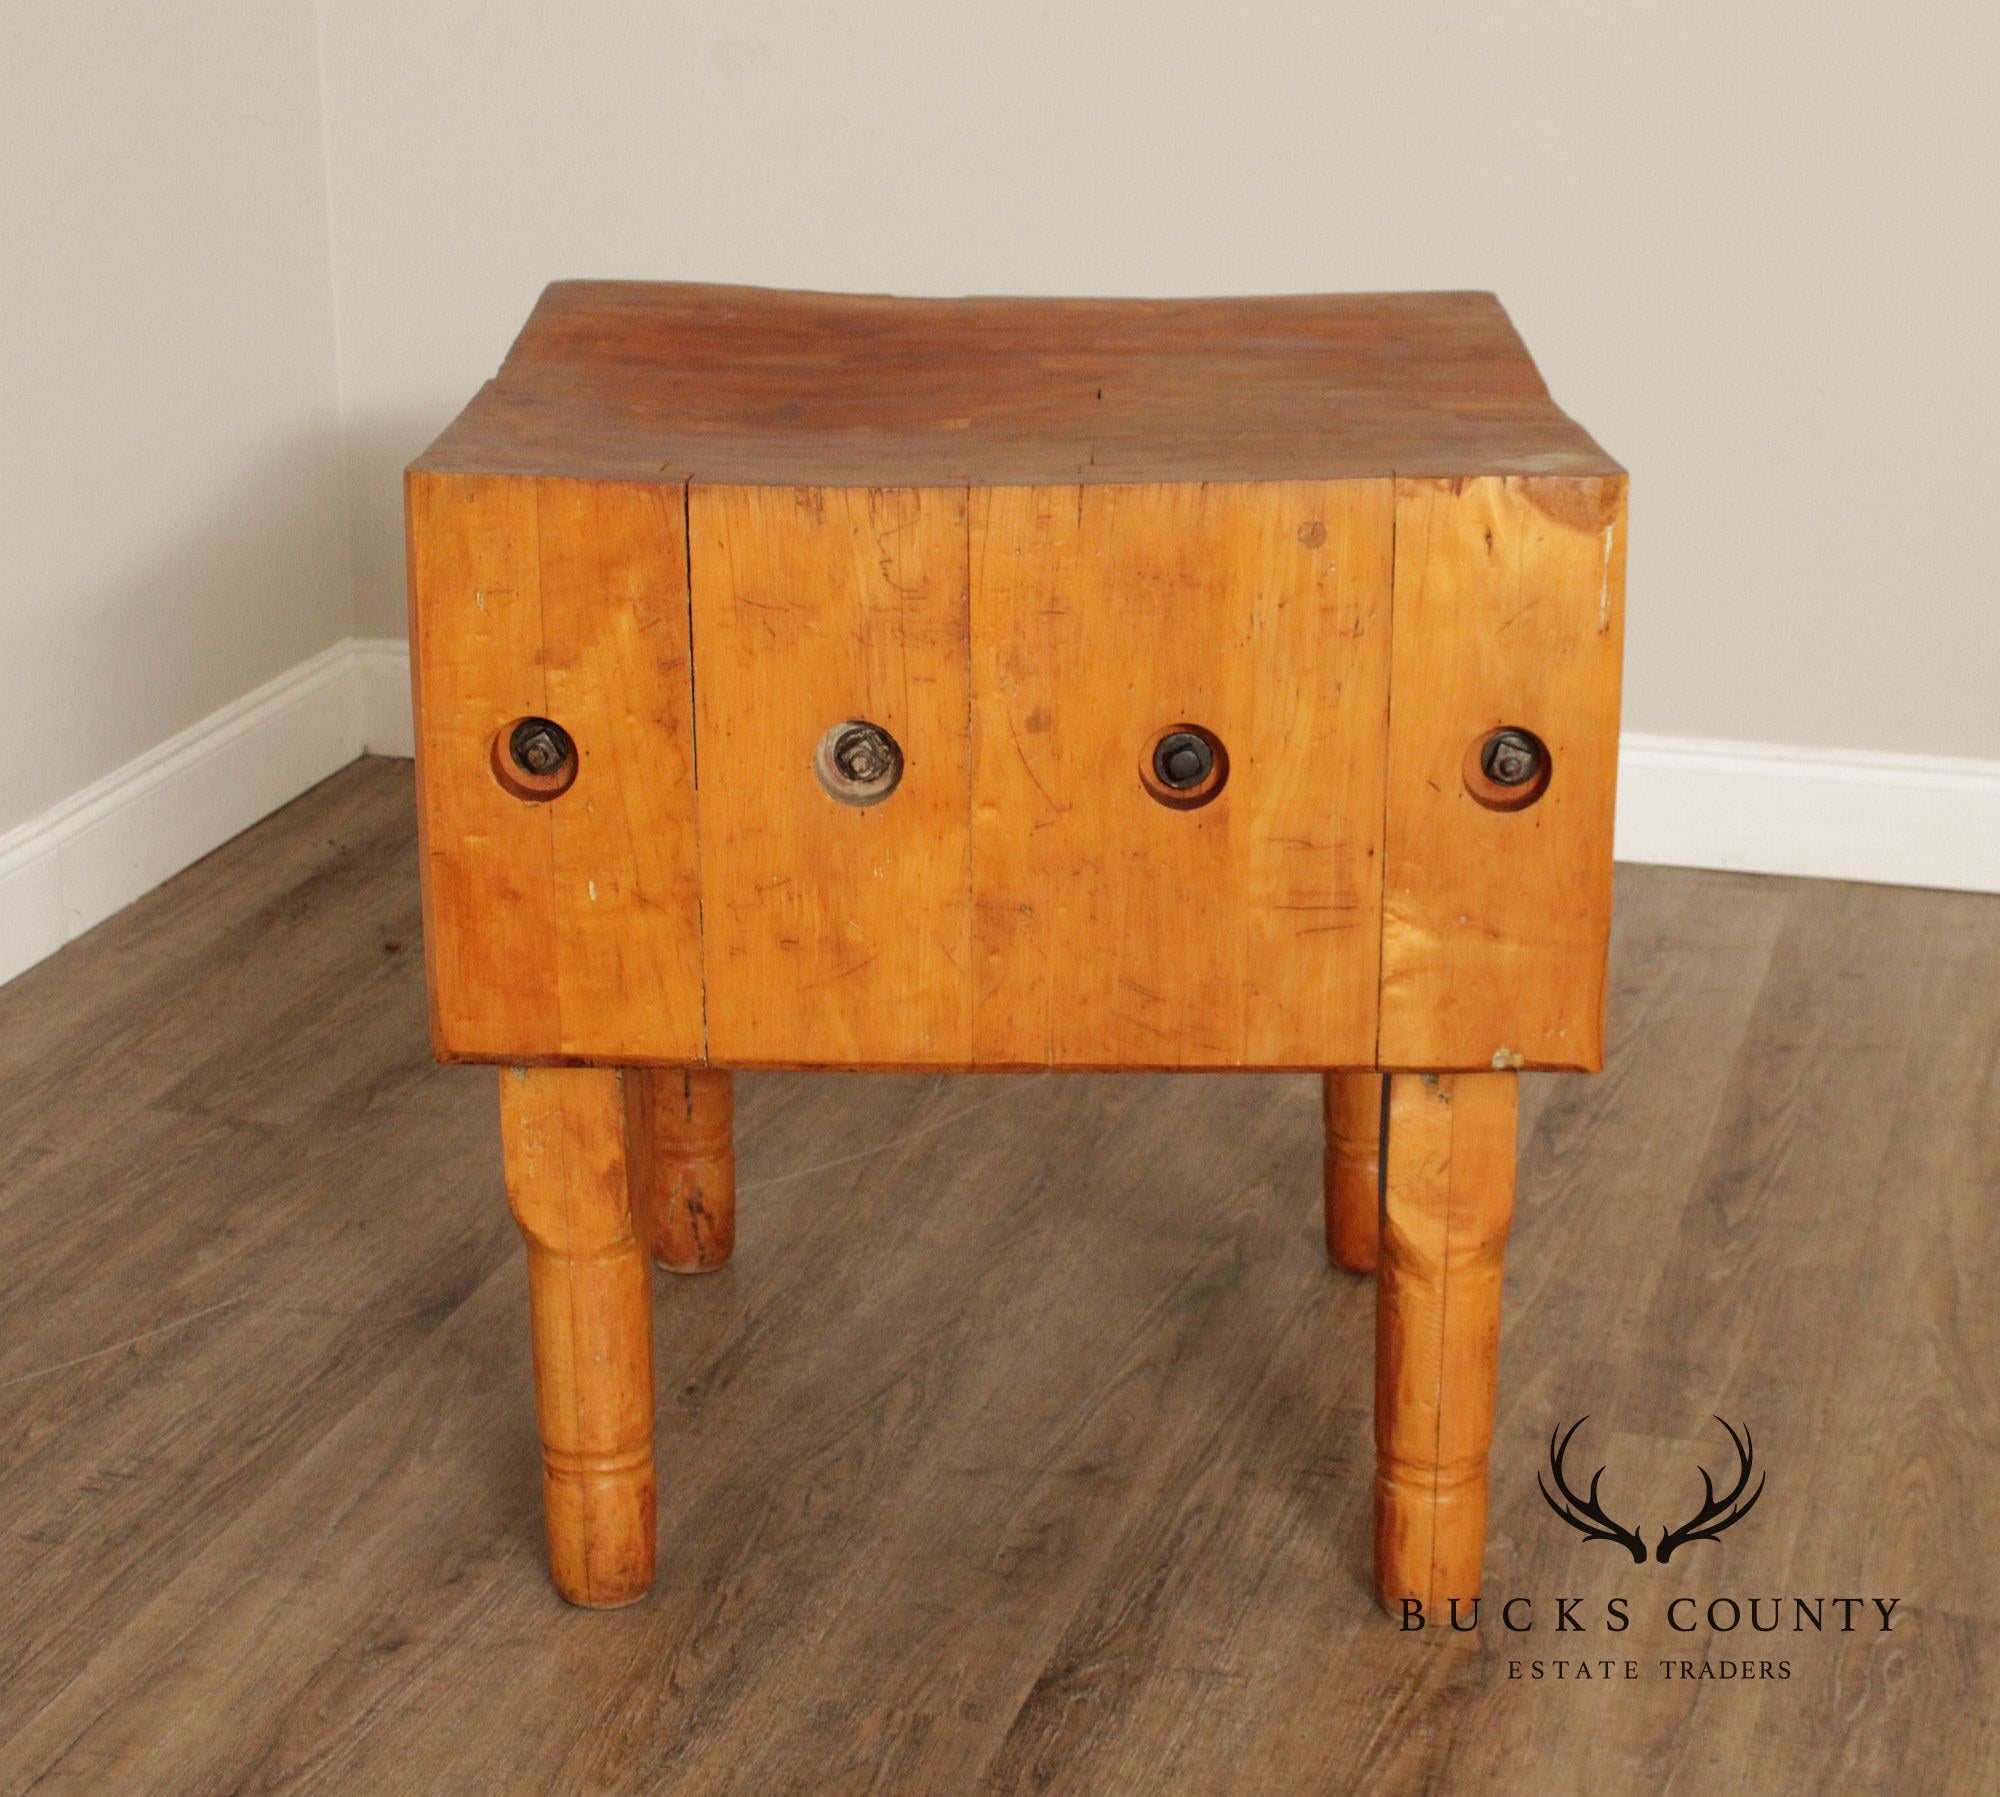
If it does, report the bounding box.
[1538,1417,1764,1565]
[1538,1418,1647,1562]
[1655,1417,1764,1562]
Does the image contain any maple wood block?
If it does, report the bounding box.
[407,281,1625,1608]
[407,281,1623,1075]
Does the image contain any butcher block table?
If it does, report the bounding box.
[405,281,1627,1611]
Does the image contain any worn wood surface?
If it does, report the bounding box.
[970,480,1390,1067]
[407,472,704,1063]
[499,1065,656,1605]
[0,759,1991,1794]
[414,282,1619,487]
[689,484,973,1067]
[1373,1072,1517,1613]
[408,292,1625,1076]
[1378,475,1627,1072]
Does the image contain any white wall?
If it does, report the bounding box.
[1,0,352,838]
[317,0,1997,762]
[6,0,1998,976]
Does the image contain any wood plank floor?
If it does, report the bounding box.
[0,756,1993,1794]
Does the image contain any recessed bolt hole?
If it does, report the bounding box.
[1466,726,1551,811]
[1140,723,1228,810]
[815,720,903,807]
[834,724,895,786]
[492,716,579,800]
[1480,728,1541,788]
[1154,732,1213,791]
[510,717,573,778]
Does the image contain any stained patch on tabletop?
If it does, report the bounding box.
[1517,474,1624,535]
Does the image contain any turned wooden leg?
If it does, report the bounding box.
[1373,1071,1517,1615]
[498,1066,656,1607]
[624,1068,735,1273]
[1322,1071,1384,1274]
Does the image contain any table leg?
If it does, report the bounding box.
[1322,1071,1384,1274]
[1373,1071,1517,1616]
[625,1068,736,1273]
[498,1066,656,1607]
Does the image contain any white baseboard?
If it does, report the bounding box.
[0,637,413,989]
[1615,732,2000,895]
[354,636,415,758]
[4,637,1996,993]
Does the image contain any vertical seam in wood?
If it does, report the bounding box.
[1373,479,1399,1070]
[680,481,708,1063]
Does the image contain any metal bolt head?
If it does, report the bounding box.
[815,719,904,807]
[509,718,573,777]
[833,723,896,787]
[1480,728,1542,789]
[1154,732,1214,792]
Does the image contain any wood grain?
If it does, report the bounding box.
[969,481,1390,1067]
[1323,1070,1384,1273]
[688,485,973,1066]
[409,298,1626,1079]
[499,1064,656,1607]
[1378,475,1627,1071]
[414,281,1618,487]
[1,764,1995,1792]
[625,1067,735,1272]
[407,472,703,1063]
[1373,1071,1517,1613]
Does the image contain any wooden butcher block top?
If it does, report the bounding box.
[413,280,1620,489]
